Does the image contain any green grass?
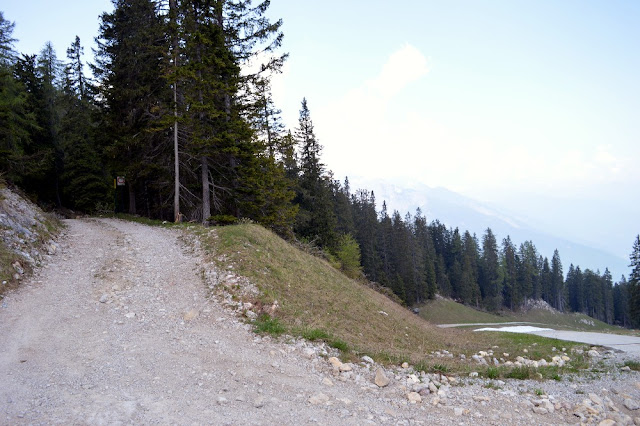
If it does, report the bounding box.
[192,223,594,372]
[253,313,286,336]
[505,366,534,380]
[418,298,513,324]
[624,360,640,371]
[0,243,16,285]
[418,296,629,334]
[485,366,500,379]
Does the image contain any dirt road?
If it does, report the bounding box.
[1,218,639,425]
[441,323,640,356]
[0,219,374,424]
[531,330,640,356]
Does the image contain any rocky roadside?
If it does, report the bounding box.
[0,218,638,425]
[0,185,60,288]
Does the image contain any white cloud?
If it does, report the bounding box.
[367,43,429,98]
[315,44,430,180]
[282,43,637,204]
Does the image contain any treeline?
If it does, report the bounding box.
[1,4,639,328]
[323,178,639,328]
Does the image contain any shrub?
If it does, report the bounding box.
[334,234,362,279]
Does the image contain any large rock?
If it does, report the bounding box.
[361,356,374,364]
[328,357,342,368]
[624,399,640,411]
[589,393,603,407]
[308,393,330,405]
[339,363,353,372]
[407,392,421,404]
[374,368,390,387]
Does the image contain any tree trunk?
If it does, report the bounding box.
[170,0,180,222]
[201,156,210,222]
[128,184,136,215]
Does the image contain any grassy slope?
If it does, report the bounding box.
[418,298,513,325]
[418,297,628,334]
[198,224,585,366]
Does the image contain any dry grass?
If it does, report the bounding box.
[196,224,586,368]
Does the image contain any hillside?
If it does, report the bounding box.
[0,183,61,296]
[418,297,633,334]
[196,223,597,366]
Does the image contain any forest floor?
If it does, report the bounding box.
[1,218,640,425]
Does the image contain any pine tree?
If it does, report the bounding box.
[35,42,64,206]
[602,268,614,324]
[64,36,86,99]
[501,236,519,310]
[413,209,437,300]
[550,250,564,311]
[479,228,501,310]
[628,235,640,328]
[60,36,108,211]
[566,264,583,313]
[0,15,38,182]
[613,276,631,327]
[518,241,539,302]
[376,201,393,286]
[293,98,336,248]
[448,228,464,300]
[352,189,378,281]
[540,256,552,305]
[94,0,169,215]
[0,12,16,65]
[460,231,480,306]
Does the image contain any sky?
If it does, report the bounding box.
[2,0,639,269]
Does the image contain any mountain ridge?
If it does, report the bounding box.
[349,177,628,280]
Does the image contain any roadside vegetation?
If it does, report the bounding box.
[195,222,594,375]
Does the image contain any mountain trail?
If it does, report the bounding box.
[1,218,639,425]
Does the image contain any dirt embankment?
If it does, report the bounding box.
[0,185,60,292]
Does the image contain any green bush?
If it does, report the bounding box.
[208,215,238,226]
[334,234,362,279]
[486,366,499,379]
[505,366,533,380]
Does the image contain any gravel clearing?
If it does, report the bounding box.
[1,218,640,425]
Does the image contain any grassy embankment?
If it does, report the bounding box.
[418,294,629,334]
[196,223,595,377]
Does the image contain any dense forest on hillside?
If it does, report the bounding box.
[0,2,638,328]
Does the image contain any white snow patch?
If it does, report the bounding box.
[474,326,554,333]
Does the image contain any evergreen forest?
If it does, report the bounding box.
[0,2,638,328]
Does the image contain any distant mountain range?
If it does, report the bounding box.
[349,178,629,280]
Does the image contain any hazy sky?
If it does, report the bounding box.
[3,1,639,264]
